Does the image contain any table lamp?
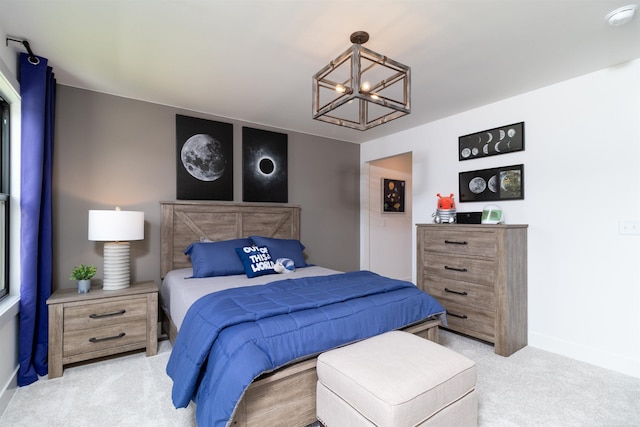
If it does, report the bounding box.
[88,207,144,290]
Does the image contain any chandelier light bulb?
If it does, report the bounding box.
[361,81,371,92]
[335,84,346,93]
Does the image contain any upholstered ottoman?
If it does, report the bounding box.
[316,331,477,426]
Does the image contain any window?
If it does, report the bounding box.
[0,95,9,300]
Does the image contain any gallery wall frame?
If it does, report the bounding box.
[382,178,405,213]
[459,164,524,202]
[176,114,233,200]
[459,122,524,161]
[242,127,288,203]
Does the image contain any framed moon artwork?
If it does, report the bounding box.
[176,114,233,200]
[458,122,524,161]
[458,164,524,202]
[382,178,405,213]
[242,127,288,203]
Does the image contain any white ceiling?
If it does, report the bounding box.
[1,0,639,144]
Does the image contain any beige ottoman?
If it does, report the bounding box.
[316,331,477,427]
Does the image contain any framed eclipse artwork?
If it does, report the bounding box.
[458,122,524,161]
[458,164,524,202]
[175,114,233,200]
[242,127,288,203]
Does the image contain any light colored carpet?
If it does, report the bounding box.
[1,330,639,426]
[438,331,640,426]
[0,340,195,427]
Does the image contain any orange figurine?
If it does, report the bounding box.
[433,193,457,223]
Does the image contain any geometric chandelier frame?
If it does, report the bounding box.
[312,31,411,131]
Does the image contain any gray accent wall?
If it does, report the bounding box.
[53,85,360,290]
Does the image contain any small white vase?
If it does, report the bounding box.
[77,279,91,294]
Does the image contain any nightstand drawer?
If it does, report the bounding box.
[423,253,496,286]
[63,322,147,358]
[421,228,497,259]
[63,297,147,332]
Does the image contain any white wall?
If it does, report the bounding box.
[0,302,19,413]
[366,153,412,280]
[361,59,640,379]
[0,23,21,415]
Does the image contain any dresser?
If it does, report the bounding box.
[416,224,527,356]
[47,281,158,378]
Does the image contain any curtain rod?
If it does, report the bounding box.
[6,37,40,65]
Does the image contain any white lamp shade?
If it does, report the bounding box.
[88,210,144,241]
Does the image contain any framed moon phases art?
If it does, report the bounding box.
[459,122,524,161]
[458,164,524,202]
[176,114,233,200]
[242,127,288,203]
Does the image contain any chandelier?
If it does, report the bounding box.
[312,31,411,131]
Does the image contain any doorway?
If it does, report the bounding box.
[367,152,413,281]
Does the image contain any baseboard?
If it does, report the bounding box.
[0,367,18,417]
[529,331,640,380]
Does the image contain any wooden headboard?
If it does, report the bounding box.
[160,201,301,278]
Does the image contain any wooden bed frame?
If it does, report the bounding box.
[160,200,441,426]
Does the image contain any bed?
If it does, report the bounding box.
[159,201,445,427]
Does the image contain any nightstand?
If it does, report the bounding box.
[46,280,158,379]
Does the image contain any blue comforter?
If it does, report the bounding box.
[166,270,446,427]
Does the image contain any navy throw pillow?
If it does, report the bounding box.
[235,245,277,278]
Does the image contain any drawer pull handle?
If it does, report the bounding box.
[89,332,125,343]
[445,287,468,296]
[447,311,468,319]
[89,309,126,319]
[444,240,467,245]
[444,265,468,272]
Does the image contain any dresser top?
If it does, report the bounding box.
[416,223,528,229]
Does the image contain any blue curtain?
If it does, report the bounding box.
[18,52,56,386]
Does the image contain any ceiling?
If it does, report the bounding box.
[1,0,639,144]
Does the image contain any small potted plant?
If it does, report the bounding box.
[70,264,97,294]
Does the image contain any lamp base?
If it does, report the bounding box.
[102,241,131,291]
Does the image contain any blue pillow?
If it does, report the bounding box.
[184,238,253,278]
[249,236,308,268]
[235,245,276,278]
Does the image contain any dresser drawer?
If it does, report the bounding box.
[423,253,496,286]
[63,321,147,358]
[422,277,495,313]
[63,297,148,332]
[421,228,497,259]
[443,301,495,343]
